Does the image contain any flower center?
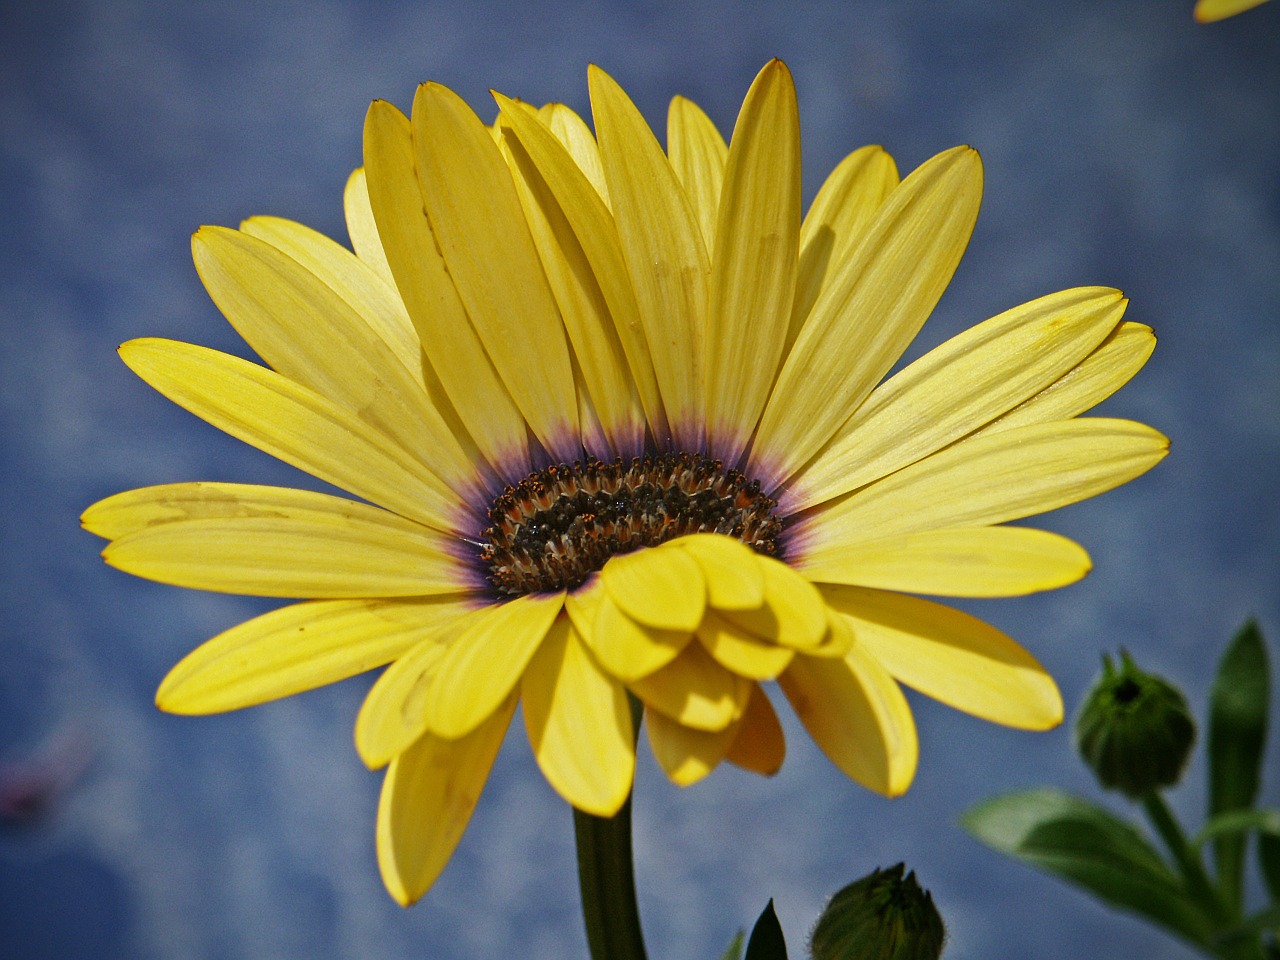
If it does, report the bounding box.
[480,453,783,595]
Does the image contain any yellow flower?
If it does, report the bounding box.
[83,60,1167,905]
[1194,0,1271,21]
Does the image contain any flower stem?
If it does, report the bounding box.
[1142,792,1225,920]
[573,695,648,960]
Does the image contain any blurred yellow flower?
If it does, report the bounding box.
[84,59,1166,905]
[1194,0,1271,20]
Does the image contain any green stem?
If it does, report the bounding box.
[1143,793,1265,960]
[573,696,648,960]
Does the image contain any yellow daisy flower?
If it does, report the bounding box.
[83,59,1167,906]
[1194,0,1271,21]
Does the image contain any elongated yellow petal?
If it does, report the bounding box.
[974,321,1156,435]
[376,698,514,906]
[156,595,475,715]
[645,708,740,787]
[497,106,646,457]
[584,588,693,680]
[590,64,708,450]
[192,226,484,501]
[791,145,899,347]
[237,215,423,390]
[425,592,565,738]
[705,60,801,461]
[118,338,466,532]
[797,526,1092,597]
[786,287,1128,510]
[1194,0,1270,21]
[356,631,453,769]
[522,617,635,816]
[628,641,750,731]
[540,103,609,202]
[414,83,579,461]
[779,647,917,796]
[667,95,727,257]
[669,534,764,610]
[695,610,794,680]
[102,487,468,598]
[343,168,398,287]
[495,95,667,441]
[363,99,528,474]
[794,418,1169,559]
[725,684,786,776]
[751,146,983,489]
[718,554,827,651]
[820,585,1063,730]
[601,545,706,631]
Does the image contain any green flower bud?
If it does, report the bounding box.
[809,863,945,960]
[1075,651,1196,799]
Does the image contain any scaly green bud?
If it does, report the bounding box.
[809,863,945,960]
[1075,650,1196,799]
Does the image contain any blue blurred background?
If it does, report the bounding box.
[2,0,1278,957]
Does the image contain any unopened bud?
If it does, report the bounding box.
[809,863,945,960]
[1075,651,1195,798]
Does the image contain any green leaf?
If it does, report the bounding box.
[962,788,1213,946]
[1261,833,1280,905]
[744,900,787,960]
[1212,904,1280,947]
[717,930,745,960]
[1209,620,1271,911]
[1192,809,1280,847]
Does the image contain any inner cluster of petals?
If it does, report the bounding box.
[480,453,783,595]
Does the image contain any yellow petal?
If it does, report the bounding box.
[601,546,706,631]
[356,630,455,769]
[974,321,1156,435]
[718,555,827,651]
[101,484,466,598]
[495,93,667,441]
[425,592,565,738]
[1194,0,1270,21]
[237,214,423,391]
[786,287,1129,510]
[797,526,1092,597]
[791,145,899,348]
[376,698,514,906]
[496,102,646,457]
[725,684,786,776]
[667,534,764,610]
[413,83,579,461]
[666,95,727,257]
[794,418,1169,559]
[628,641,751,731]
[542,102,609,204]
[590,63,708,449]
[645,709,739,787]
[695,610,794,680]
[521,617,635,816]
[584,587,692,681]
[363,99,529,474]
[156,595,476,715]
[342,167,398,289]
[751,146,983,489]
[820,584,1063,730]
[779,647,917,796]
[705,60,801,462]
[192,226,483,502]
[117,338,464,532]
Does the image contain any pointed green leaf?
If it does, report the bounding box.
[717,930,746,960]
[744,900,788,960]
[1209,620,1271,910]
[1192,808,1280,846]
[962,788,1213,946]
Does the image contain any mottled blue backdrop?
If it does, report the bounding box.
[2,1,1278,958]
